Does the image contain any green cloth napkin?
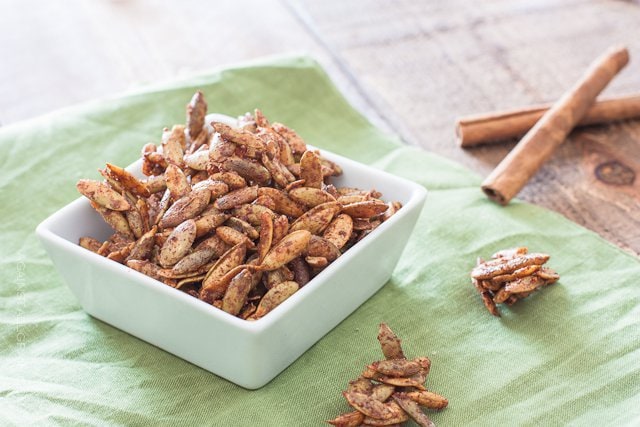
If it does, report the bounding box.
[1,56,639,426]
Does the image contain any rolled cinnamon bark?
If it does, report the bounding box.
[457,93,640,147]
[481,45,629,205]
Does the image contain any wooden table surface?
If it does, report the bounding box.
[2,0,639,255]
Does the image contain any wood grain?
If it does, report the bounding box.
[1,0,639,254]
[0,0,386,131]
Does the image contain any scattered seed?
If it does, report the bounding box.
[341,200,389,218]
[76,180,130,211]
[470,247,559,316]
[158,219,197,267]
[78,236,102,253]
[259,230,312,271]
[330,324,447,426]
[214,186,258,210]
[371,359,421,378]
[326,411,364,427]
[377,323,405,360]
[222,269,255,316]
[253,280,299,318]
[186,91,207,141]
[289,201,341,235]
[323,214,354,249]
[392,393,435,427]
[405,391,449,410]
[200,242,247,303]
[159,187,211,229]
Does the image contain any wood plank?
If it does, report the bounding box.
[292,0,640,254]
[0,0,386,131]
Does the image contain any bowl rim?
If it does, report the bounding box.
[36,147,427,335]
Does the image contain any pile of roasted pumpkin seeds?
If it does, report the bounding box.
[328,323,448,427]
[76,91,401,320]
[470,247,560,317]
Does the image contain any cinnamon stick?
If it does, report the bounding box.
[457,93,640,147]
[481,45,629,205]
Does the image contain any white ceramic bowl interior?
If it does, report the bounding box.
[37,145,427,389]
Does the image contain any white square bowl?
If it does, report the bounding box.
[36,148,427,389]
